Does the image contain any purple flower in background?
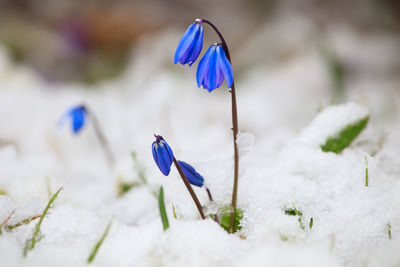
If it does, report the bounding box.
[152,135,174,176]
[174,20,204,66]
[196,43,233,92]
[59,105,87,134]
[177,160,204,187]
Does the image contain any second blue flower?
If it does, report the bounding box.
[196,44,233,92]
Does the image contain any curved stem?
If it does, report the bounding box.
[201,19,239,233]
[205,187,220,223]
[174,158,206,219]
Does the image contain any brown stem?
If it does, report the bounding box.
[1,210,15,227]
[206,187,214,202]
[86,107,115,166]
[205,187,220,223]
[201,19,239,233]
[174,158,205,219]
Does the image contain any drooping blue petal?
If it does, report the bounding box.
[196,45,215,87]
[178,160,204,187]
[206,47,218,91]
[197,44,234,92]
[59,105,87,134]
[174,23,197,64]
[70,107,86,133]
[188,26,203,66]
[174,22,204,66]
[216,46,234,88]
[152,135,174,176]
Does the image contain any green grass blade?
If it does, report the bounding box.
[321,116,369,153]
[171,202,177,219]
[158,186,169,231]
[387,223,392,240]
[87,220,113,263]
[23,187,63,257]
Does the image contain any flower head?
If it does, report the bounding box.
[177,160,204,187]
[174,20,204,66]
[59,105,87,134]
[196,44,233,92]
[152,135,174,176]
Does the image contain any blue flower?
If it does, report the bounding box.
[59,105,87,134]
[196,44,233,92]
[177,160,204,187]
[152,135,174,176]
[174,20,204,66]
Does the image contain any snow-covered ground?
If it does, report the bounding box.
[1,14,400,267]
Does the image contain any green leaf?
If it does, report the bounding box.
[23,187,63,257]
[321,116,369,153]
[219,206,243,233]
[158,187,169,231]
[87,220,113,263]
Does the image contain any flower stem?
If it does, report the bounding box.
[206,187,214,202]
[205,187,219,223]
[201,19,239,233]
[173,158,205,219]
[86,107,115,167]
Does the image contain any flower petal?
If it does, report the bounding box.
[178,160,204,187]
[206,46,218,91]
[188,26,203,66]
[174,23,200,65]
[196,45,214,87]
[71,108,86,133]
[216,46,234,88]
[152,137,174,176]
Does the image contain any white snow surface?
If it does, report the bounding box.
[1,19,400,267]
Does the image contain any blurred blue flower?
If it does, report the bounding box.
[196,44,233,92]
[59,105,87,134]
[174,20,204,66]
[152,135,174,176]
[178,160,204,187]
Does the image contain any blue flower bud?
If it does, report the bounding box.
[59,105,87,134]
[174,20,204,66]
[152,135,174,176]
[177,160,204,187]
[196,44,233,92]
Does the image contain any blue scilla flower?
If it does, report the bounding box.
[152,135,174,176]
[178,160,204,187]
[197,43,233,92]
[59,105,87,134]
[174,19,204,66]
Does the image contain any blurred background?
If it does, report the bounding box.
[0,0,399,86]
[0,0,400,161]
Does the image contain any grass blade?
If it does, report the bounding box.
[87,220,113,263]
[23,187,63,257]
[158,186,169,231]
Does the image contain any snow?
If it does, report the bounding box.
[1,15,400,267]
